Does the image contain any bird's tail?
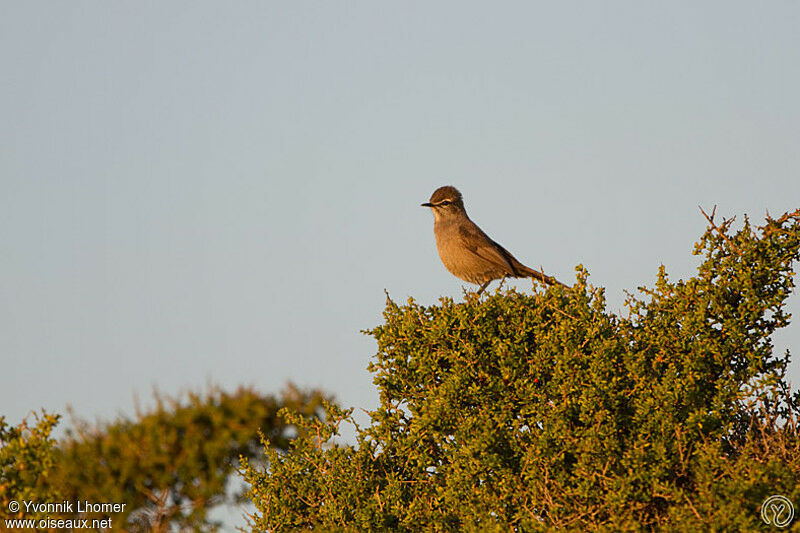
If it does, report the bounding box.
[518,265,566,287]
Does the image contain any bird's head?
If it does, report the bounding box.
[421,186,466,221]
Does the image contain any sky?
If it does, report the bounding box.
[2,0,799,492]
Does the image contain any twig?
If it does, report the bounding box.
[542,298,578,321]
[699,205,737,250]
[684,494,703,522]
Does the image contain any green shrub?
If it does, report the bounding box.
[244,209,800,531]
[0,411,62,522]
[48,384,328,532]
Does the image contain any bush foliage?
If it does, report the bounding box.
[243,209,800,531]
[1,385,327,532]
[48,384,327,532]
[0,412,62,522]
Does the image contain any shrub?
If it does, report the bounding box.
[0,411,62,522]
[47,384,328,532]
[244,209,800,531]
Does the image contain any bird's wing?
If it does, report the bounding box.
[457,223,519,275]
[456,221,565,286]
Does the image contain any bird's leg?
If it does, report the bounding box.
[476,280,492,295]
[497,276,507,291]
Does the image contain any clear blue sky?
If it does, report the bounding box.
[3,1,799,444]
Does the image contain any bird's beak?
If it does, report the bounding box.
[421,202,433,207]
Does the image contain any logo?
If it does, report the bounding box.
[761,495,794,528]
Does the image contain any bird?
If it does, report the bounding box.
[421,185,564,294]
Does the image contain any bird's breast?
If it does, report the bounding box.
[433,220,498,284]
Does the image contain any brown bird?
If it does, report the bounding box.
[422,186,564,294]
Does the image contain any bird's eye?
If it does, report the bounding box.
[439,200,451,206]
